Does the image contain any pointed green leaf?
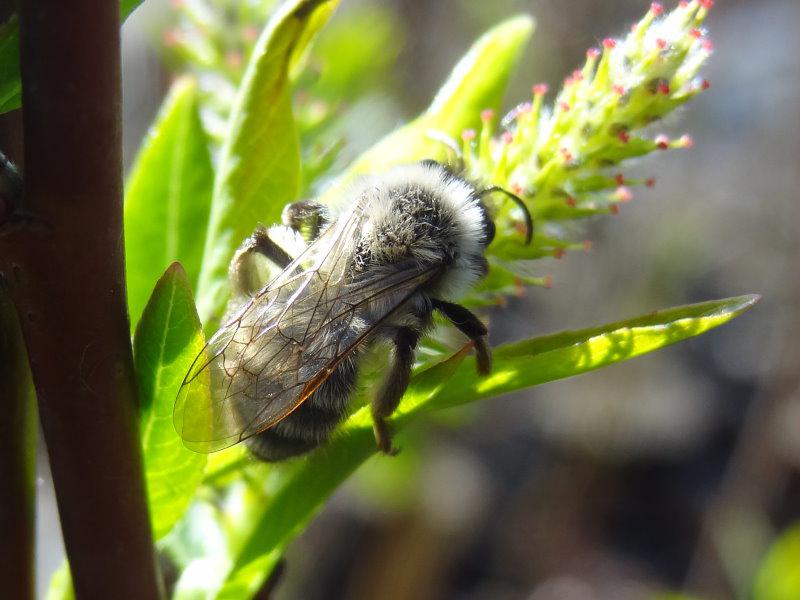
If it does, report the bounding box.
[195,0,339,328]
[213,295,758,595]
[134,263,207,540]
[319,14,534,206]
[125,78,213,330]
[420,295,761,411]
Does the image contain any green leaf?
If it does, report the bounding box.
[195,0,339,329]
[0,1,143,116]
[0,16,21,113]
[134,263,207,540]
[44,561,74,600]
[125,78,213,330]
[319,14,534,207]
[120,0,143,19]
[215,295,758,595]
[418,295,760,412]
[753,523,800,600]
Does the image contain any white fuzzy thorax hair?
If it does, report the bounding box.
[349,162,487,300]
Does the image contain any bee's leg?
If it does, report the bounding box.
[371,327,420,456]
[229,225,293,297]
[432,299,492,375]
[282,200,329,242]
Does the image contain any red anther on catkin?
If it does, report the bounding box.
[618,131,630,144]
[163,29,180,46]
[510,183,524,196]
[243,25,259,42]
[657,80,670,95]
[533,83,549,95]
[514,278,526,297]
[225,52,243,69]
[559,101,571,112]
[583,240,593,253]
[690,28,703,39]
[516,102,532,116]
[679,134,694,148]
[702,40,714,53]
[609,204,620,215]
[572,69,584,82]
[612,84,626,96]
[616,186,633,202]
[699,0,714,9]
[656,38,667,50]
[565,196,577,207]
[501,132,514,144]
[461,129,476,142]
[656,134,670,149]
[481,109,495,122]
[560,148,573,161]
[554,248,565,259]
[679,0,689,7]
[650,2,664,15]
[645,177,656,188]
[586,48,600,60]
[602,38,617,50]
[614,173,625,185]
[702,79,711,90]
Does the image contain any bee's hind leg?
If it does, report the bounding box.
[229,225,294,298]
[432,299,492,375]
[371,327,420,456]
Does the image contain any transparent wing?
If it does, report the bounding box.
[174,201,438,453]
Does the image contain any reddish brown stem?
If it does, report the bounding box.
[0,0,162,597]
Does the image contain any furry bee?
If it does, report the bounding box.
[174,160,531,461]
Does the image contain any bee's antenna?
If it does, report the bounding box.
[425,129,464,172]
[480,186,534,245]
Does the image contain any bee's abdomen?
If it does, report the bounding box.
[246,356,358,462]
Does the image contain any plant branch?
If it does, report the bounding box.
[1,0,162,597]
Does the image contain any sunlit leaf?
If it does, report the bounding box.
[134,263,207,540]
[319,14,535,206]
[43,561,74,600]
[215,295,758,595]
[125,78,213,330]
[195,0,339,329]
[753,523,800,600]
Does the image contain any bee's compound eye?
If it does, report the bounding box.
[477,256,490,278]
[483,214,496,245]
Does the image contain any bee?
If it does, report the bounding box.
[174,160,532,461]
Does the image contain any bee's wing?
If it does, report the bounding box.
[174,201,439,453]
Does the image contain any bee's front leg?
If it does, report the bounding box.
[371,327,420,456]
[432,299,492,375]
[229,225,294,298]
[281,201,329,242]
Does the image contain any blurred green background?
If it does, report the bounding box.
[33,0,800,598]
